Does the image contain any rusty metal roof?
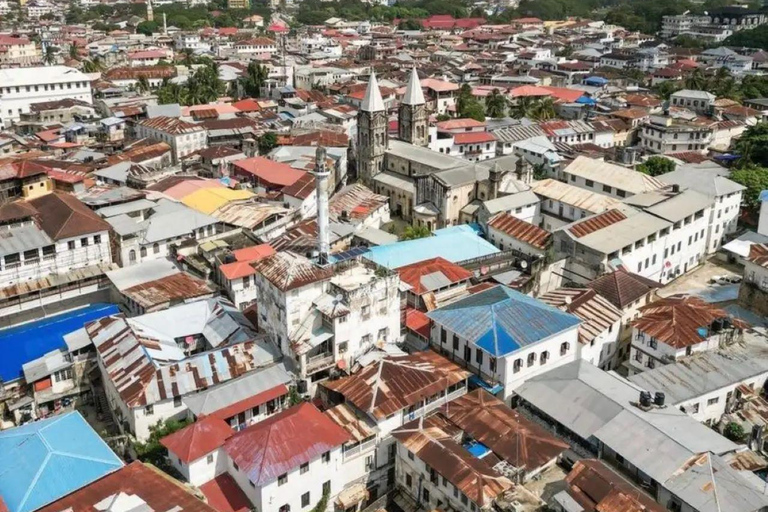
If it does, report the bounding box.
[748,243,768,268]
[586,269,660,309]
[487,212,551,250]
[321,351,470,420]
[564,459,665,512]
[395,257,473,296]
[137,116,204,135]
[251,251,334,291]
[224,403,350,486]
[87,302,280,407]
[323,403,376,443]
[568,209,627,238]
[631,295,747,349]
[122,272,216,310]
[442,389,568,473]
[538,288,622,345]
[392,414,513,507]
[328,183,388,223]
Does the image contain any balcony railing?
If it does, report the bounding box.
[343,438,376,460]
[306,352,334,374]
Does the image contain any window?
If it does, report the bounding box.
[129,249,136,262]
[452,334,459,351]
[707,397,719,406]
[338,341,348,353]
[302,493,310,508]
[603,184,611,193]
[408,450,414,460]
[560,342,569,356]
[233,462,239,471]
[207,454,214,464]
[405,474,413,488]
[475,348,483,366]
[24,249,39,261]
[585,179,594,187]
[690,403,700,413]
[527,353,536,367]
[68,241,76,250]
[173,396,182,407]
[422,488,430,503]
[513,359,522,373]
[323,481,331,495]
[649,338,657,349]
[153,242,159,254]
[144,405,154,415]
[300,462,309,474]
[440,328,447,344]
[278,473,288,486]
[322,451,330,463]
[94,235,101,244]
[140,246,147,258]
[540,351,549,365]
[81,237,89,247]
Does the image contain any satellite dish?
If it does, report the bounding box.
[519,260,528,270]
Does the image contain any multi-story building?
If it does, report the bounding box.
[233,37,277,56]
[134,116,207,163]
[0,193,112,288]
[669,90,716,115]
[217,244,275,310]
[0,35,40,66]
[532,178,623,231]
[251,253,401,391]
[628,295,745,375]
[639,114,716,155]
[660,162,745,253]
[554,187,713,284]
[660,14,710,39]
[89,299,283,441]
[0,66,93,128]
[427,285,582,399]
[559,156,665,200]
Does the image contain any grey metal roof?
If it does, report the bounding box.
[623,189,712,223]
[22,349,72,382]
[627,338,768,405]
[63,328,92,353]
[563,156,665,195]
[93,162,132,183]
[0,224,54,258]
[568,206,671,255]
[482,190,540,214]
[386,140,465,171]
[660,164,746,198]
[106,259,180,291]
[373,171,416,194]
[183,362,293,417]
[96,199,156,218]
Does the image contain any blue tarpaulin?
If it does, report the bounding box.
[463,440,492,458]
[0,303,119,382]
[468,374,504,395]
[576,96,597,105]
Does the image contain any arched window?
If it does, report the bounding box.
[513,359,522,373]
[129,249,136,263]
[540,351,550,365]
[560,342,570,356]
[527,353,536,367]
[140,247,147,258]
[153,243,160,254]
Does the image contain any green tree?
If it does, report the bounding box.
[734,123,768,168]
[731,166,768,212]
[258,131,278,155]
[528,97,556,121]
[723,421,745,442]
[82,57,105,73]
[398,18,422,30]
[456,83,485,122]
[401,225,431,240]
[43,45,56,66]
[132,417,191,470]
[724,24,768,51]
[239,61,269,98]
[637,156,676,177]
[485,88,507,118]
[136,76,151,94]
[311,493,330,512]
[136,20,160,36]
[684,68,708,91]
[69,44,79,59]
[436,113,451,122]
[652,79,681,100]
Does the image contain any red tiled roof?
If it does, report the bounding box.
[223,403,350,486]
[160,416,234,464]
[568,209,627,238]
[540,86,584,103]
[587,269,660,309]
[396,257,473,295]
[207,384,289,423]
[487,213,551,250]
[200,474,253,512]
[453,132,495,144]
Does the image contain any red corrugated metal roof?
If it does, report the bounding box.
[488,213,551,250]
[405,308,431,338]
[160,416,234,464]
[223,403,350,486]
[200,474,253,512]
[207,384,289,423]
[396,257,473,295]
[568,209,627,238]
[220,260,257,280]
[232,157,306,189]
[453,132,495,144]
[233,244,275,262]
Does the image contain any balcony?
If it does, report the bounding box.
[343,438,376,461]
[306,352,334,374]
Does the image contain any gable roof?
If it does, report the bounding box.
[427,286,581,357]
[223,403,349,486]
[538,288,622,345]
[487,212,551,250]
[395,256,473,295]
[0,412,123,512]
[586,269,660,309]
[26,193,111,240]
[160,416,234,464]
[321,350,470,420]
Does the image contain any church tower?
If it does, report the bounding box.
[357,71,388,185]
[398,67,428,147]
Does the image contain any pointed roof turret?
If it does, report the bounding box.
[361,71,385,112]
[402,67,425,106]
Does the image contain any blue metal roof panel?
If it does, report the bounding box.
[427,286,581,356]
[0,411,123,512]
[0,303,120,382]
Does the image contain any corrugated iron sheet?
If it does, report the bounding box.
[323,403,376,443]
[539,288,622,345]
[487,213,551,250]
[568,209,627,238]
[251,251,334,291]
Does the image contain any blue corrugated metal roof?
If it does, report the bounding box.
[427,286,581,356]
[365,225,498,269]
[0,303,119,382]
[0,411,123,512]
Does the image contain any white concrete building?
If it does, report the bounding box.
[628,296,745,375]
[251,253,401,391]
[427,285,582,400]
[0,66,93,127]
[133,116,207,163]
[670,90,716,115]
[532,178,623,232]
[0,193,111,289]
[639,115,715,155]
[217,245,275,310]
[560,156,666,200]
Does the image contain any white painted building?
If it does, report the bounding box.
[133,116,207,163]
[628,296,744,375]
[639,115,715,155]
[427,285,582,399]
[560,156,665,201]
[0,193,111,289]
[0,66,93,127]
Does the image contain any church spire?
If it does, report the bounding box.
[361,71,385,113]
[402,67,424,106]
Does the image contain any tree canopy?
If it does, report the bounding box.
[637,156,676,177]
[724,24,768,50]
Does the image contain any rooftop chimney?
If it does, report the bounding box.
[312,146,331,265]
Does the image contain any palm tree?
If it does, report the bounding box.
[82,56,105,73]
[181,49,194,68]
[69,44,79,60]
[136,76,150,94]
[43,45,56,66]
[485,88,507,118]
[529,97,556,121]
[510,96,536,119]
[239,62,269,98]
[684,68,707,91]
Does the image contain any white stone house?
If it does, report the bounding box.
[134,116,207,164]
